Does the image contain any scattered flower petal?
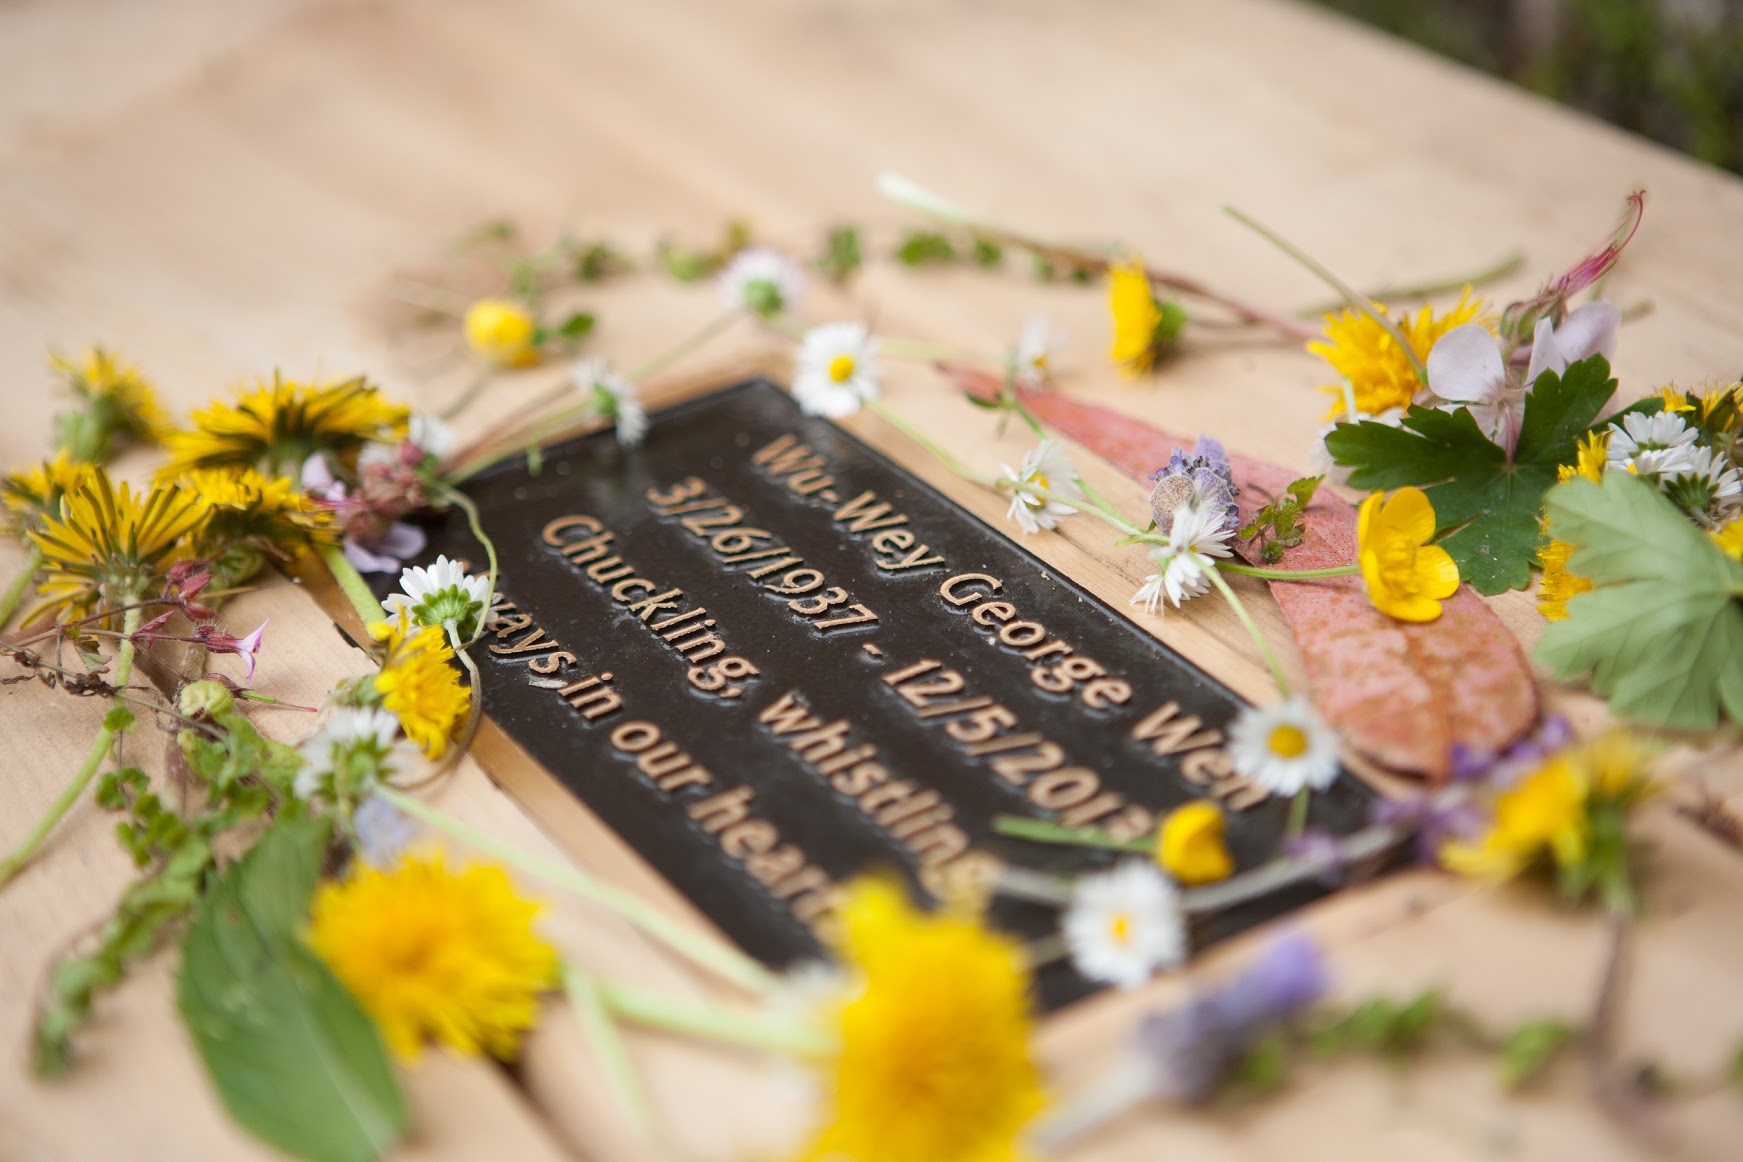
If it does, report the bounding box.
[1226,696,1340,797]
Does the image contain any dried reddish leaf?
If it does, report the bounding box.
[942,367,1538,780]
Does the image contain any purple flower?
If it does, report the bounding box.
[1371,791,1484,863]
[301,452,428,574]
[191,618,268,682]
[1133,933,1328,1104]
[1149,436,1239,532]
[352,794,418,868]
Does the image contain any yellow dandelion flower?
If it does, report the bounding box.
[1558,430,1609,486]
[157,374,408,481]
[1,453,98,536]
[373,623,470,758]
[804,878,1044,1162]
[1156,800,1234,885]
[1356,486,1461,622]
[1535,536,1592,621]
[182,467,334,554]
[1107,258,1166,377]
[27,471,206,620]
[464,299,539,368]
[1440,756,1588,882]
[306,854,557,1061]
[1712,517,1743,561]
[1310,290,1487,420]
[51,347,172,458]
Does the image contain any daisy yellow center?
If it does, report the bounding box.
[1108,911,1134,946]
[828,354,856,383]
[1268,724,1309,759]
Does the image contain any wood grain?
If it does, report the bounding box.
[2,1,1742,1159]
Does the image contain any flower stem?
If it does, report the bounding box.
[0,547,42,630]
[628,309,739,383]
[1285,787,1310,842]
[318,543,384,627]
[377,786,777,995]
[595,978,835,1057]
[1205,566,1291,697]
[1220,562,1358,581]
[0,605,142,888]
[992,814,1152,854]
[560,962,664,1150]
[1224,206,1429,383]
[439,368,493,422]
[1295,249,1526,317]
[437,486,498,651]
[862,399,996,485]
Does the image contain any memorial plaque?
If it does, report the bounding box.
[416,380,1378,1010]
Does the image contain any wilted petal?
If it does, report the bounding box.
[1425,324,1507,403]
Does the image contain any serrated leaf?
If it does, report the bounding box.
[1325,355,1620,593]
[178,819,406,1162]
[1536,472,1743,729]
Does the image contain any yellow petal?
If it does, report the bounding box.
[1380,486,1437,546]
[1413,544,1462,599]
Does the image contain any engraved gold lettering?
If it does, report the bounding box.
[940,573,1000,607]
[541,514,602,545]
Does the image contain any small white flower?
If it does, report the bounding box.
[1130,504,1234,616]
[1000,439,1082,534]
[719,247,804,318]
[295,707,404,801]
[1656,443,1743,528]
[572,357,647,447]
[383,554,493,639]
[1013,315,1061,389]
[1226,697,1340,797]
[793,322,880,418]
[408,412,457,460]
[1606,410,1700,475]
[1062,861,1187,989]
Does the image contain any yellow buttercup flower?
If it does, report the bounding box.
[805,878,1044,1162]
[51,347,171,451]
[1441,757,1587,881]
[1310,290,1486,419]
[464,299,539,368]
[1156,800,1234,885]
[1107,258,1165,377]
[1712,517,1743,561]
[373,623,470,757]
[182,467,334,554]
[1,453,97,536]
[27,471,206,620]
[157,375,408,480]
[1355,487,1460,622]
[306,853,557,1061]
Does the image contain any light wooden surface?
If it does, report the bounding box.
[3,1,1743,1160]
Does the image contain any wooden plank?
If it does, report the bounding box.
[0,0,1741,1158]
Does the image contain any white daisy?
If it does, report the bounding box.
[793,322,880,418]
[1061,861,1187,990]
[572,357,647,447]
[382,554,493,640]
[719,247,804,318]
[1606,411,1700,475]
[407,412,456,460]
[1000,439,1082,534]
[1013,315,1061,389]
[1130,503,1235,616]
[1656,443,1743,529]
[295,707,405,801]
[1226,697,1340,797]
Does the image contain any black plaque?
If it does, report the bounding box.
[412,380,1377,1010]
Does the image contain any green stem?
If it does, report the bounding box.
[437,486,499,651]
[561,963,664,1150]
[1221,562,1359,581]
[318,543,385,626]
[377,786,777,995]
[0,605,142,887]
[1225,206,1429,384]
[1285,787,1310,842]
[863,399,996,484]
[1206,566,1291,697]
[1295,250,1526,318]
[628,309,738,382]
[596,978,835,1057]
[992,814,1152,854]
[0,546,43,630]
[440,369,493,422]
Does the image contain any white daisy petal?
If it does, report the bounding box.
[295,707,406,801]
[1013,315,1061,389]
[793,322,880,418]
[1000,438,1082,534]
[1226,697,1341,797]
[1062,861,1188,989]
[719,247,805,317]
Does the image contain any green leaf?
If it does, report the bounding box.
[178,819,406,1162]
[1536,471,1743,729]
[895,230,956,265]
[814,225,861,283]
[553,311,595,340]
[1326,354,1620,593]
[1500,1020,1577,1089]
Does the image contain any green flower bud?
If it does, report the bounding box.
[179,679,235,718]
